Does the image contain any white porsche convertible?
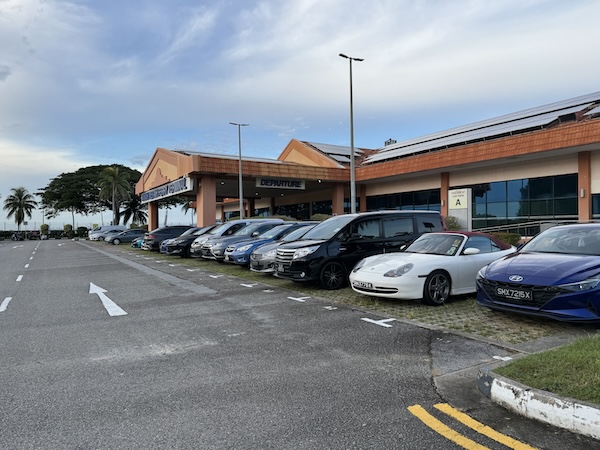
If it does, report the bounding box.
[349,232,516,306]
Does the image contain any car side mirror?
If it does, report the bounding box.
[463,247,481,255]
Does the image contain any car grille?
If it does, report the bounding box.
[478,279,566,308]
[276,248,295,268]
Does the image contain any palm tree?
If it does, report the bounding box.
[121,194,147,225]
[3,187,38,231]
[98,166,132,225]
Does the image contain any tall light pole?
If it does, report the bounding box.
[229,122,249,219]
[339,53,363,214]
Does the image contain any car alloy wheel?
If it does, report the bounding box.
[422,270,450,306]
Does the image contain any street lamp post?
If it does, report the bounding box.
[229,122,249,219]
[339,53,363,214]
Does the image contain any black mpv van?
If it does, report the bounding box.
[274,211,445,289]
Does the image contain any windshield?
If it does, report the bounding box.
[235,222,272,236]
[521,226,600,255]
[179,228,197,236]
[300,215,358,240]
[208,223,233,235]
[281,225,315,242]
[257,224,292,239]
[405,233,465,256]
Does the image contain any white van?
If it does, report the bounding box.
[89,225,127,241]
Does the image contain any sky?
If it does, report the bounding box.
[1,0,600,231]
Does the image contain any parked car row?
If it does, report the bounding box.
[119,214,600,322]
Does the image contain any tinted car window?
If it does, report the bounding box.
[416,214,443,233]
[383,217,414,238]
[352,218,380,240]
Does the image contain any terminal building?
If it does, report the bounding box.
[136,91,600,234]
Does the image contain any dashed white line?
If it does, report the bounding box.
[0,297,12,312]
[16,275,23,282]
[24,264,29,269]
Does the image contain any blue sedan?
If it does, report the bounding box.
[223,222,316,266]
[476,223,600,323]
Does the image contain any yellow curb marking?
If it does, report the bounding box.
[408,403,538,450]
[408,405,489,449]
[434,403,537,450]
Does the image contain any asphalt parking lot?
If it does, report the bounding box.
[106,242,599,351]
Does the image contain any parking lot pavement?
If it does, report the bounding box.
[87,241,600,440]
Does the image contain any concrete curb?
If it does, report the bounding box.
[478,367,600,440]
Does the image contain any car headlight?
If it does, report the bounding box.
[477,266,488,280]
[238,244,253,252]
[383,263,413,278]
[559,275,600,292]
[264,249,276,258]
[293,245,320,259]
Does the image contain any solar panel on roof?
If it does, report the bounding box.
[365,103,592,164]
[307,142,363,157]
[377,91,600,154]
[584,105,600,117]
[329,154,352,163]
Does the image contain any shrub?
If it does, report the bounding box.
[444,216,462,231]
[490,232,522,246]
[64,224,74,238]
[310,213,332,222]
[40,223,49,237]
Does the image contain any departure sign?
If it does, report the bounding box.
[256,178,305,190]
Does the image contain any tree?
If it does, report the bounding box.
[38,165,141,227]
[3,187,38,231]
[120,194,147,225]
[98,165,134,225]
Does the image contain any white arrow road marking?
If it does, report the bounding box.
[0,297,12,312]
[361,318,396,328]
[89,283,128,317]
[287,296,310,302]
[241,283,258,288]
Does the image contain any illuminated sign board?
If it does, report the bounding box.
[141,177,193,203]
[256,178,305,190]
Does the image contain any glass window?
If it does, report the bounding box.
[507,179,527,201]
[352,218,380,239]
[383,217,414,238]
[487,202,506,219]
[554,174,577,198]
[529,178,553,200]
[465,236,493,253]
[486,181,507,203]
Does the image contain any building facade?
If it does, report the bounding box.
[136,92,600,234]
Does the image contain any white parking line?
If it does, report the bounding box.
[0,297,12,312]
[361,318,396,327]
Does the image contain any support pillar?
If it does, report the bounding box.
[148,202,159,231]
[440,172,450,217]
[578,152,592,221]
[332,183,345,215]
[359,185,367,212]
[196,175,217,226]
